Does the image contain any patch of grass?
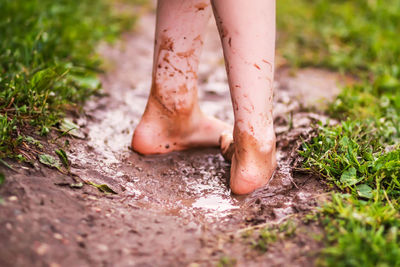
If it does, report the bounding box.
[277,0,400,73]
[316,194,400,267]
[300,121,400,201]
[301,120,400,265]
[216,256,237,267]
[243,220,297,253]
[277,0,400,265]
[0,0,136,159]
[252,227,278,252]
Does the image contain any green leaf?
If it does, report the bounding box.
[87,181,117,194]
[356,184,373,199]
[0,173,5,186]
[59,119,85,139]
[0,159,15,171]
[69,74,101,90]
[18,105,27,113]
[39,154,62,171]
[340,167,360,186]
[30,68,58,91]
[23,136,43,149]
[339,136,351,148]
[376,73,400,90]
[55,149,69,168]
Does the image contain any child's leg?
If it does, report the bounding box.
[212,0,277,194]
[132,0,231,154]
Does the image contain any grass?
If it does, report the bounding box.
[277,0,400,74]
[277,0,400,265]
[216,256,237,267]
[316,195,400,266]
[300,121,400,200]
[1,0,398,264]
[241,220,297,253]
[0,0,135,160]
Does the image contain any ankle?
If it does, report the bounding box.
[233,128,276,158]
[148,94,201,120]
[150,81,199,116]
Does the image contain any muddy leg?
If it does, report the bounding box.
[212,0,277,194]
[132,0,231,155]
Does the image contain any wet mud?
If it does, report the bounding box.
[0,10,346,267]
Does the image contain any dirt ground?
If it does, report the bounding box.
[0,9,346,267]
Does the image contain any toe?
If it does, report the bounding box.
[219,132,234,162]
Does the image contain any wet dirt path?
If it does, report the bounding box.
[1,9,346,267]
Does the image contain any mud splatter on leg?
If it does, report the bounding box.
[132,0,232,154]
[212,0,277,194]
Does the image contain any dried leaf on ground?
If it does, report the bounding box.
[0,159,15,171]
[39,154,62,171]
[59,119,85,139]
[23,136,43,149]
[87,181,117,194]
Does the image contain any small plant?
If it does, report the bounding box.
[217,256,237,267]
[277,0,400,265]
[247,220,297,253]
[0,0,135,159]
[300,121,400,201]
[317,194,400,267]
[252,227,278,252]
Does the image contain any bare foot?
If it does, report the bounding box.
[132,100,232,155]
[220,131,277,195]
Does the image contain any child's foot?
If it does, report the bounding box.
[132,99,232,154]
[220,131,277,195]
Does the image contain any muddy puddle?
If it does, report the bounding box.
[1,9,348,267]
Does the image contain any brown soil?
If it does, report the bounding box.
[0,9,346,267]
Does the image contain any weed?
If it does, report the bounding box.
[0,0,135,159]
[247,220,297,253]
[277,0,400,265]
[55,148,69,168]
[300,121,400,201]
[252,227,278,252]
[216,256,237,267]
[23,136,43,149]
[277,0,400,74]
[316,194,400,267]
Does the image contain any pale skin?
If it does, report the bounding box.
[132,0,277,195]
